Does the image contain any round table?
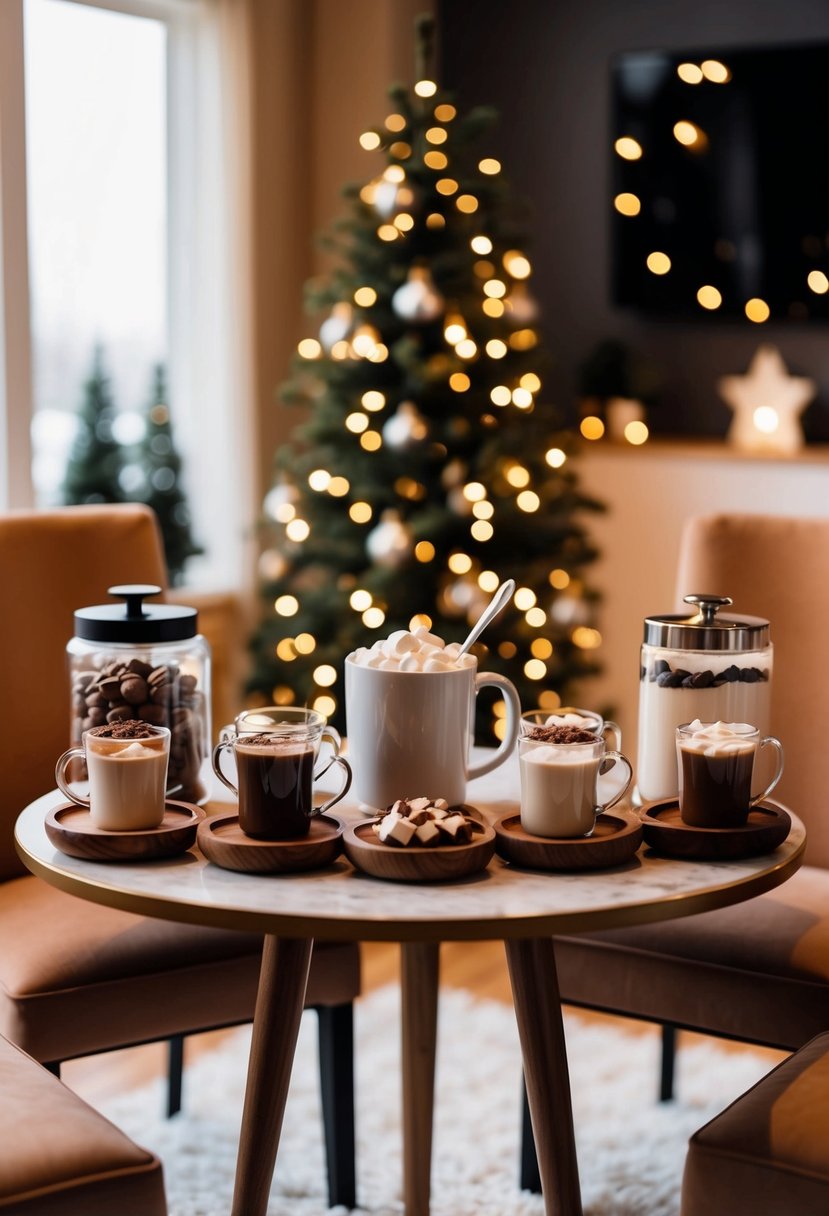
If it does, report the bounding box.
[15,755,805,1216]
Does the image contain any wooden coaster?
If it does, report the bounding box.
[197,812,344,873]
[493,811,643,871]
[45,801,204,862]
[343,815,495,883]
[640,799,791,860]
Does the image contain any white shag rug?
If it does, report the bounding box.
[96,985,776,1216]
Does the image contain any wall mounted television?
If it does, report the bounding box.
[611,41,829,322]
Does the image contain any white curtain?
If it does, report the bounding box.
[167,0,257,592]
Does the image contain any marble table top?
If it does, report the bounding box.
[15,752,805,943]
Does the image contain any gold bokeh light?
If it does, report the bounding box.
[646,251,671,275]
[677,63,704,84]
[614,193,641,216]
[614,136,643,160]
[745,298,770,323]
[697,285,722,310]
[580,416,605,440]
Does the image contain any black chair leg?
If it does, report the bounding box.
[167,1035,185,1118]
[519,1073,542,1193]
[659,1023,677,1102]
[317,1002,356,1209]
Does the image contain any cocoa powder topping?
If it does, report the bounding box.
[87,719,159,740]
[525,724,597,744]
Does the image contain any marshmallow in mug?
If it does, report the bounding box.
[349,627,476,673]
[680,719,756,756]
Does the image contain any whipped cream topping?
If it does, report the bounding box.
[522,742,598,766]
[116,741,156,759]
[349,626,476,672]
[546,712,597,729]
[679,720,756,756]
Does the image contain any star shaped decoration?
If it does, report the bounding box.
[718,345,815,455]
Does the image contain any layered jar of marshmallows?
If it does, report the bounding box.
[637,594,772,802]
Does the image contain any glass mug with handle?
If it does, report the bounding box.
[522,707,622,752]
[518,729,634,838]
[676,720,784,828]
[212,706,351,840]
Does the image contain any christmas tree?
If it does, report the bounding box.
[249,21,603,741]
[131,364,203,585]
[62,345,124,505]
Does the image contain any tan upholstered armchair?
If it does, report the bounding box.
[0,505,359,1208]
[521,513,829,1189]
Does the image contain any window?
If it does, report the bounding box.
[25,0,168,503]
[0,0,254,589]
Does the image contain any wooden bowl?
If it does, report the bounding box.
[343,814,495,883]
[45,801,204,862]
[640,799,791,860]
[198,812,344,873]
[493,811,643,871]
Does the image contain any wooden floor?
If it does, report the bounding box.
[62,939,785,1106]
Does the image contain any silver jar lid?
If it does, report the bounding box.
[644,594,770,651]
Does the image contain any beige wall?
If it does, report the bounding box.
[249,0,433,506]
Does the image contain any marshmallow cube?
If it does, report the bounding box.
[423,657,451,672]
[387,630,419,655]
[378,814,417,847]
[399,654,423,672]
[416,821,441,845]
[414,627,445,648]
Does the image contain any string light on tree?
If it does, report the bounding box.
[249,15,602,737]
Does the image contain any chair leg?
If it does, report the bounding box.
[167,1035,185,1118]
[317,1002,356,1209]
[519,1073,542,1193]
[659,1023,677,1102]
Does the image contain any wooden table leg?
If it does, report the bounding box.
[401,941,440,1216]
[505,937,583,1216]
[231,935,313,1216]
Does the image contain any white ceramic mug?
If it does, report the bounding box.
[345,656,521,809]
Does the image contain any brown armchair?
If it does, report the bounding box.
[0,504,359,1208]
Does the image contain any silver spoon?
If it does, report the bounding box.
[457,579,516,657]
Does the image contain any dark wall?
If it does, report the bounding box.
[438,0,829,440]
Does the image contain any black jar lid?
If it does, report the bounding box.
[643,594,770,651]
[74,585,197,643]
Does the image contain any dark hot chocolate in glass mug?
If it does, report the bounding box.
[675,720,784,829]
[212,707,351,839]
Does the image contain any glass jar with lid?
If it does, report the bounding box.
[638,594,772,802]
[67,584,211,805]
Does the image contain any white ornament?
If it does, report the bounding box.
[718,344,815,456]
[505,283,539,324]
[373,177,400,219]
[319,302,353,351]
[392,267,444,323]
[258,548,287,581]
[366,510,412,567]
[606,397,646,440]
[263,482,297,520]
[382,401,428,449]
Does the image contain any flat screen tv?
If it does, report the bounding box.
[611,41,829,322]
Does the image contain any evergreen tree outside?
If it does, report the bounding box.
[249,32,603,740]
[61,345,124,505]
[128,364,204,585]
